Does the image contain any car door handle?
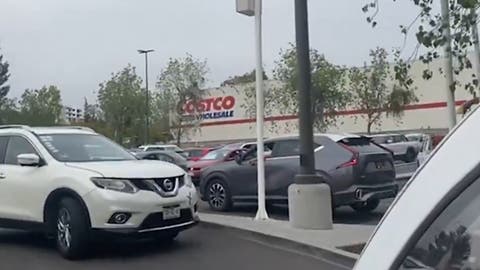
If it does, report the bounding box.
[0,173,5,179]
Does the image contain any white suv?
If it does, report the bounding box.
[0,125,198,259]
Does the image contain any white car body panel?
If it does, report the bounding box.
[354,107,480,269]
[65,160,186,179]
[0,127,198,232]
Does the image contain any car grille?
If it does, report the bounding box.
[140,209,193,230]
[131,175,185,192]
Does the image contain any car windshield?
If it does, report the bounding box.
[38,134,136,162]
[200,149,230,160]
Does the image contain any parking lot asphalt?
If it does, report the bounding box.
[197,180,407,226]
[0,224,348,270]
[198,199,391,226]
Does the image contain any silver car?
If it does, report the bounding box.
[370,133,422,163]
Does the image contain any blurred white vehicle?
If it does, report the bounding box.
[354,106,480,269]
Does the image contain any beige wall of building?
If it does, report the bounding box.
[182,55,478,145]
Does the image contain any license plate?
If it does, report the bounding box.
[163,207,181,220]
[188,171,194,176]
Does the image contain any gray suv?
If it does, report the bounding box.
[199,134,398,213]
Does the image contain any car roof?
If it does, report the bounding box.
[369,133,401,137]
[355,106,480,268]
[0,125,96,135]
[266,132,360,143]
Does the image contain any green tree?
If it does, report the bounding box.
[97,65,146,145]
[0,48,10,101]
[362,1,480,94]
[268,44,350,131]
[18,85,64,125]
[349,48,418,134]
[155,54,208,145]
[221,69,268,86]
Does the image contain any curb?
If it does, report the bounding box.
[199,220,358,269]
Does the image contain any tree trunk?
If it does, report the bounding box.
[176,127,182,146]
[367,121,372,135]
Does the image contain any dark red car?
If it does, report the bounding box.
[184,147,214,161]
[188,148,244,185]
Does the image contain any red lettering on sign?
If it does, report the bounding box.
[184,96,236,113]
[204,98,214,111]
[184,101,195,114]
[223,96,235,110]
[213,97,223,110]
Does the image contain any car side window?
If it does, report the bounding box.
[156,154,174,163]
[143,154,157,160]
[0,136,8,164]
[271,140,300,157]
[5,136,38,165]
[243,143,274,161]
[398,176,480,269]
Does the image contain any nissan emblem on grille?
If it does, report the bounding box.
[163,178,174,191]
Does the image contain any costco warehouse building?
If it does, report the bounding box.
[180,56,478,145]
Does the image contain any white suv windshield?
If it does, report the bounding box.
[38,134,136,162]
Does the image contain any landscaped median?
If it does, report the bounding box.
[198,212,376,269]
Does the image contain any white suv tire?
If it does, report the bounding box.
[55,197,90,260]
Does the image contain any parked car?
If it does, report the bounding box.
[354,106,480,269]
[199,133,398,212]
[222,141,257,150]
[184,147,215,161]
[135,150,189,171]
[188,148,245,185]
[369,133,422,163]
[138,144,187,158]
[0,125,198,259]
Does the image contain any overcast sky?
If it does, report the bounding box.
[0,0,419,107]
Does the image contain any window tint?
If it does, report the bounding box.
[0,137,8,163]
[143,154,157,160]
[271,140,300,157]
[340,137,386,153]
[146,146,164,151]
[5,136,37,165]
[394,135,407,143]
[243,143,274,161]
[157,154,174,163]
[187,149,204,158]
[399,176,480,269]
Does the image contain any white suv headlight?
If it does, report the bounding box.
[184,174,193,188]
[91,178,138,194]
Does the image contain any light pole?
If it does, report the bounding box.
[138,49,154,144]
[288,0,332,230]
[236,0,268,220]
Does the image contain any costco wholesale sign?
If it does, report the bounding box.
[184,96,236,120]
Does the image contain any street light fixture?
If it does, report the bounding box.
[236,0,269,221]
[138,49,154,144]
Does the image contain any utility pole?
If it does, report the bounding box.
[288,0,332,230]
[441,0,457,129]
[138,49,154,144]
[236,0,268,221]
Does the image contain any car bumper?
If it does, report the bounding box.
[333,183,399,207]
[82,185,199,234]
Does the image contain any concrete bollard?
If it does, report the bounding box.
[288,181,332,230]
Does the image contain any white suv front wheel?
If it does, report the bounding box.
[55,198,90,260]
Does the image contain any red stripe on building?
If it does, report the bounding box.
[196,100,467,127]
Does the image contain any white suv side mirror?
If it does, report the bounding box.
[17,153,41,167]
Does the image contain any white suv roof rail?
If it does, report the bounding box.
[0,125,32,130]
[0,125,94,133]
[35,126,95,132]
